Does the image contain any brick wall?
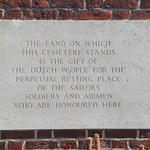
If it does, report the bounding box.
[0,129,150,149]
[0,0,150,149]
[0,0,150,20]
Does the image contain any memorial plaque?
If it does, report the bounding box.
[0,20,150,130]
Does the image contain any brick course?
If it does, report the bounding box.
[0,130,149,149]
[0,142,5,150]
[87,0,102,8]
[0,0,30,8]
[52,0,84,8]
[114,10,130,19]
[23,9,57,20]
[26,141,58,149]
[37,130,52,139]
[0,0,149,20]
[141,0,150,8]
[105,0,139,8]
[112,140,127,148]
[32,0,49,8]
[8,141,23,150]
[140,130,150,138]
[5,10,21,19]
[1,131,34,139]
[61,140,77,149]
[130,140,150,149]
[133,10,150,19]
[78,10,112,20]
[59,10,75,20]
[105,129,137,138]
[54,130,85,138]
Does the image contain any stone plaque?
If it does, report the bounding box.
[0,20,150,130]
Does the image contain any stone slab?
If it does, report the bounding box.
[0,20,150,129]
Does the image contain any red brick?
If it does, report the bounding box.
[0,10,2,18]
[1,131,34,139]
[105,0,139,8]
[5,10,21,19]
[78,139,88,149]
[79,139,109,149]
[37,130,51,139]
[78,10,112,20]
[91,140,110,149]
[8,141,23,150]
[52,0,84,8]
[83,140,110,149]
[130,140,150,149]
[32,0,49,8]
[54,130,85,138]
[105,130,136,138]
[24,10,57,20]
[60,10,75,20]
[133,10,150,19]
[79,139,110,149]
[0,0,30,8]
[140,130,150,138]
[112,140,127,148]
[0,0,6,7]
[61,141,76,149]
[141,0,150,8]
[0,0,2,7]
[114,10,130,19]
[87,0,102,8]
[0,142,5,150]
[100,140,110,148]
[26,141,58,149]
[88,130,102,138]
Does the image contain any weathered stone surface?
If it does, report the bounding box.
[0,21,150,129]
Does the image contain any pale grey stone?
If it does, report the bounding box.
[0,20,150,129]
